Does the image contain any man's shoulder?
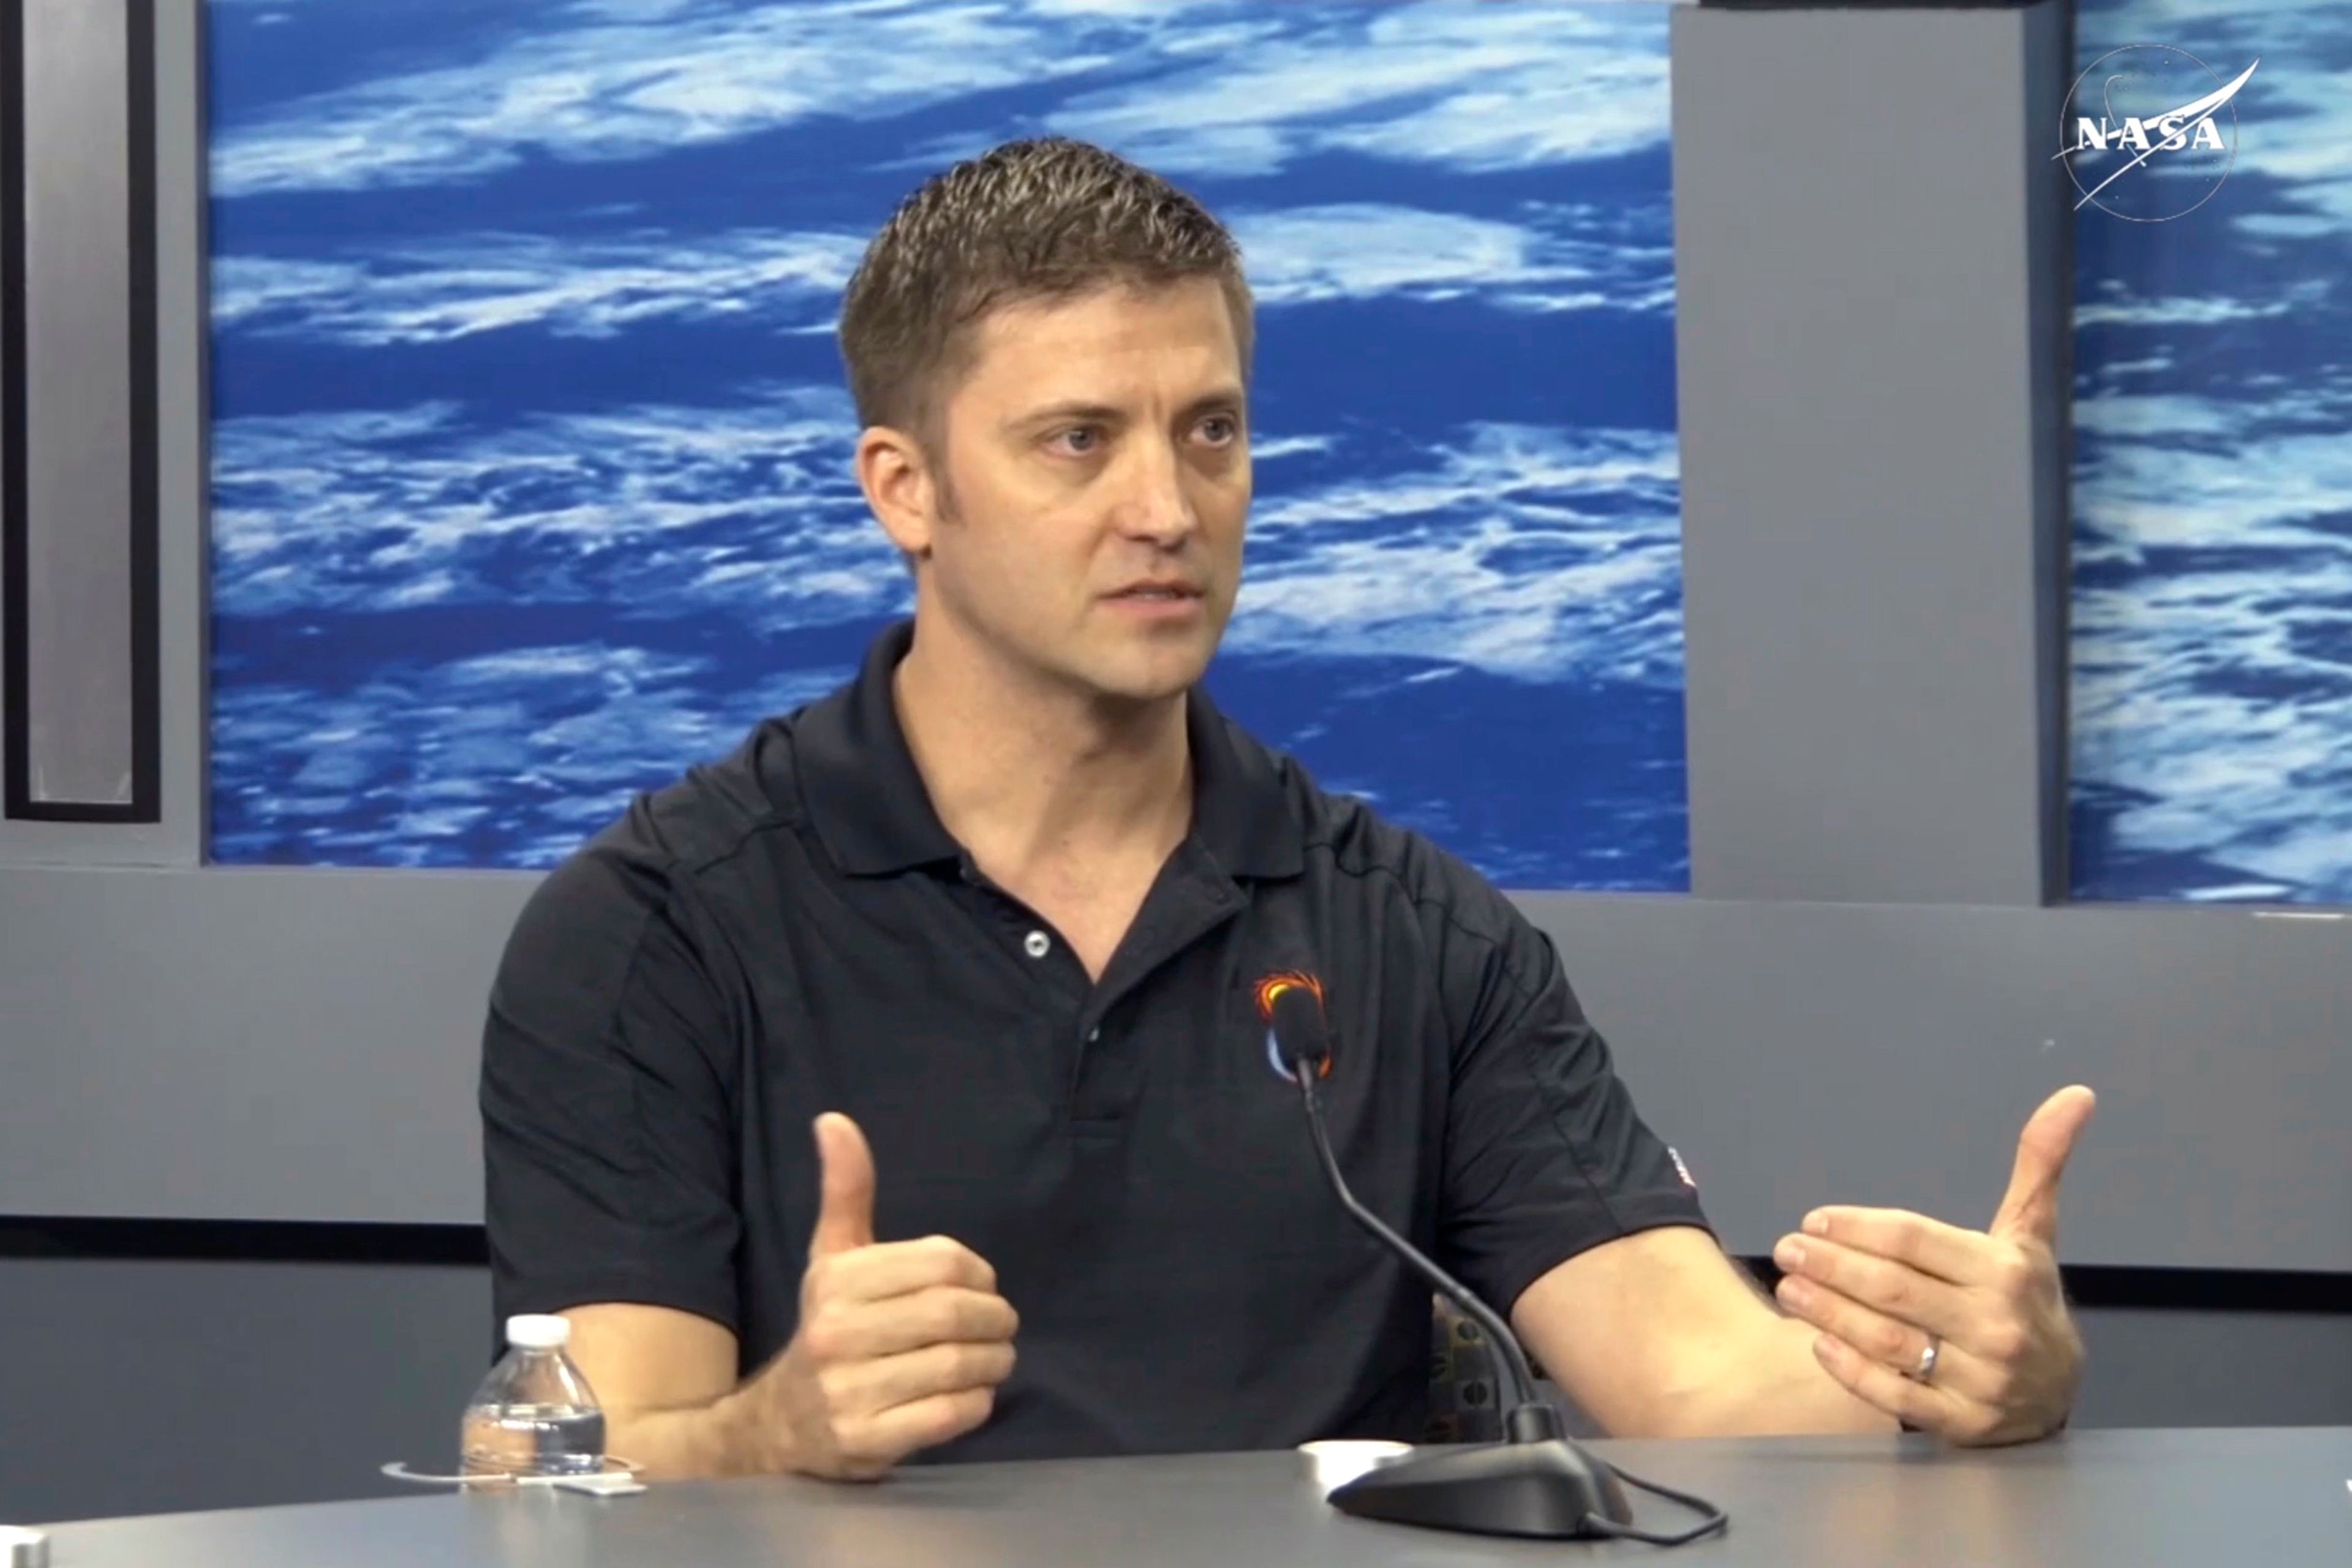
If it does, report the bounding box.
[585,717,805,878]
[511,715,812,947]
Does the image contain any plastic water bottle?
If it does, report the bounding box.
[460,1314,607,1478]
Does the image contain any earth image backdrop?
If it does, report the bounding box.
[205,0,1691,888]
[2068,0,2352,903]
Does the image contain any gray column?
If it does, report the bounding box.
[0,0,201,865]
[1672,1,2073,907]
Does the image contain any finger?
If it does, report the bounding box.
[1777,1278,2002,1401]
[1801,1206,2006,1287]
[1809,1332,1962,1434]
[844,1387,998,1466]
[1773,1234,1973,1341]
[809,1113,878,1259]
[836,1338,1018,1414]
[1776,1274,1936,1374]
[804,1286,1019,1362]
[809,1234,1000,1304]
[1989,1086,2097,1244]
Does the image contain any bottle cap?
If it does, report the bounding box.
[505,1314,573,1350]
[1,1526,48,1568]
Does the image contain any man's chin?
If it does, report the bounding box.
[1084,667,1208,707]
[1072,638,1218,706]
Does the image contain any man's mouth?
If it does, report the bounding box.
[1110,584,1202,601]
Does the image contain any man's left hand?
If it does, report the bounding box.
[1770,1086,2096,1445]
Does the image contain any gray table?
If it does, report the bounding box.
[34,1428,2352,1566]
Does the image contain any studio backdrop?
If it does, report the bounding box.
[204,0,1690,891]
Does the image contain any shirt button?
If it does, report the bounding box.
[1088,1027,1101,1042]
[1023,930,1050,959]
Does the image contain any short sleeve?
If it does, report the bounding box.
[1434,903,1711,1319]
[480,847,742,1336]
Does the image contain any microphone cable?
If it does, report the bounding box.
[1294,1065,1728,1547]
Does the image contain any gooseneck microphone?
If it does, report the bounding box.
[1263,976,1727,1547]
[1263,984,1561,1442]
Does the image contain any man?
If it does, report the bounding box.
[481,138,2090,1482]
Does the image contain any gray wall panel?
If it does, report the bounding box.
[2070,1305,2352,1433]
[1672,3,2068,907]
[0,1255,492,1524]
[2,1255,2343,1525]
[17,0,137,807]
[0,867,534,1222]
[1534,894,2352,1270]
[4,867,2346,1273]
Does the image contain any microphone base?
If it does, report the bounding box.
[1324,1438,1634,1539]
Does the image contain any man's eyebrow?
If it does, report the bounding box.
[1005,400,1125,432]
[1003,388,1248,434]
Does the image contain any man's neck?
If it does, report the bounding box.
[891,616,1194,897]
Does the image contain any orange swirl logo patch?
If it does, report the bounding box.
[1254,970,1330,1080]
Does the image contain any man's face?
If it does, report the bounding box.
[914,276,1250,705]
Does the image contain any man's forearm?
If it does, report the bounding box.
[1660,1311,1899,1438]
[608,1384,797,1480]
[1515,1229,1902,1440]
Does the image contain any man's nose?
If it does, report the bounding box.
[1115,435,1199,548]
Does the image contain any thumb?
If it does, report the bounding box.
[809,1112,878,1259]
[1990,1085,2097,1243]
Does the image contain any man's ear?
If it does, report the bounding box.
[857,424,938,561]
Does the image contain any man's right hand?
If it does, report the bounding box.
[745,1112,1019,1480]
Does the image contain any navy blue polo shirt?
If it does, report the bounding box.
[480,620,1708,1460]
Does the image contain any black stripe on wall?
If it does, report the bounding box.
[0,0,28,813]
[1741,1254,2352,1314]
[123,0,161,822]
[2,1218,2348,1316]
[0,1217,491,1267]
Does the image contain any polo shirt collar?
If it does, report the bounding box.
[794,620,1303,881]
[793,621,960,876]
[1183,675,1306,882]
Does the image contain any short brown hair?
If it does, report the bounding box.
[837,138,1253,443]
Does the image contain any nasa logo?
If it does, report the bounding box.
[2057,45,2258,223]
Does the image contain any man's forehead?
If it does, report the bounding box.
[960,279,1242,393]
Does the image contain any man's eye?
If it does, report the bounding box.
[1198,416,1240,445]
[1051,427,1100,455]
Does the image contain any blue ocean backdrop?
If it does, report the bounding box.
[2069,0,2352,903]
[205,0,1691,889]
